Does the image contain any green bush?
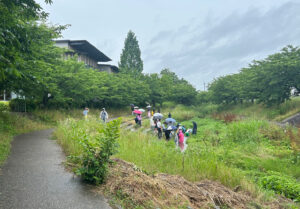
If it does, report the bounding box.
[260,172,300,202]
[74,119,121,184]
[0,101,10,112]
[9,98,37,112]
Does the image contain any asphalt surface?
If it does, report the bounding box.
[0,129,112,209]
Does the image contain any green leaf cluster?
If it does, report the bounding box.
[74,119,121,184]
[260,172,300,202]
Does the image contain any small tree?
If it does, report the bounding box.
[119,30,143,74]
[75,119,121,184]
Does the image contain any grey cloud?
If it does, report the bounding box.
[144,1,300,89]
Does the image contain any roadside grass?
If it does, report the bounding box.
[0,107,127,167]
[0,112,50,166]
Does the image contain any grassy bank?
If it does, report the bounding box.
[52,102,300,207]
[54,115,299,205]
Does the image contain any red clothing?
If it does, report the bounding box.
[178,130,184,144]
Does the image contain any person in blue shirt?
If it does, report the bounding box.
[83,107,89,120]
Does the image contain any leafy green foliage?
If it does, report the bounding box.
[74,119,121,184]
[0,0,61,81]
[9,98,37,112]
[260,172,300,202]
[0,101,10,112]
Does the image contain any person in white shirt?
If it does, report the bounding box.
[100,108,108,123]
[156,119,162,139]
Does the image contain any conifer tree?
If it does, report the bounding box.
[119,30,143,74]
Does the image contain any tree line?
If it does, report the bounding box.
[0,1,197,110]
[1,1,299,111]
[206,46,300,106]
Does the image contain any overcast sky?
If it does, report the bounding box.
[37,0,300,90]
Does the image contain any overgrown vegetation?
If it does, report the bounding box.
[218,97,300,121]
[54,108,300,206]
[73,119,121,184]
[54,117,122,184]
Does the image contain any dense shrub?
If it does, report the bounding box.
[260,172,300,202]
[74,119,121,184]
[0,101,10,112]
[9,99,37,112]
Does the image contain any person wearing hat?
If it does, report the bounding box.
[100,108,108,123]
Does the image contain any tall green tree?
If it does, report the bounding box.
[118,30,143,74]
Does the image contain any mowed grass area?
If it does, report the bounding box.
[54,114,300,205]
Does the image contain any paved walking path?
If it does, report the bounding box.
[0,129,111,209]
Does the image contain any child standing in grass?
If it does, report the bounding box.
[83,107,89,120]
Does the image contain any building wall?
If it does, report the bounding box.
[77,54,98,69]
[98,65,113,73]
[55,42,99,69]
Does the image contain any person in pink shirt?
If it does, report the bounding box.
[178,127,185,151]
[136,114,142,126]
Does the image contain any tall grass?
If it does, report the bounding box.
[53,111,300,203]
[116,130,255,191]
[219,97,300,121]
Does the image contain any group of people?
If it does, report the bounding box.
[82,107,108,123]
[131,103,198,152]
[152,115,197,151]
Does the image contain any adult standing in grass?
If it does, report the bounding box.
[157,119,162,139]
[100,108,108,123]
[192,121,197,135]
[150,116,155,130]
[83,107,89,120]
[165,125,172,140]
[147,105,151,118]
[130,104,135,114]
[178,127,185,151]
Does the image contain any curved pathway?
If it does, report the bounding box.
[0,129,111,209]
